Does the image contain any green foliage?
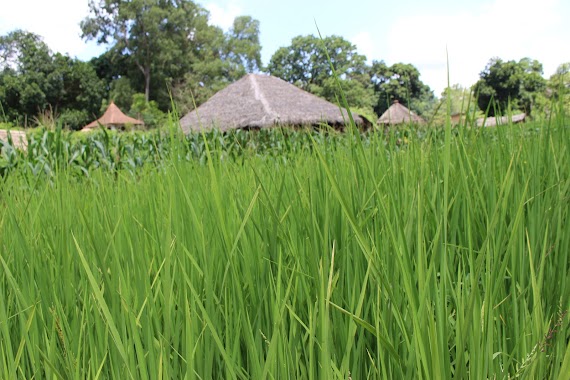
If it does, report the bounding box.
[431,84,480,125]
[349,106,377,126]
[172,16,263,115]
[107,76,135,112]
[267,34,375,110]
[58,109,90,131]
[225,16,263,73]
[0,126,344,178]
[129,93,166,128]
[547,62,570,114]
[0,29,104,127]
[473,57,547,116]
[82,0,208,103]
[0,30,52,122]
[82,0,262,114]
[0,120,568,378]
[370,60,435,117]
[49,54,105,118]
[170,23,233,114]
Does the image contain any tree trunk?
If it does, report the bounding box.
[144,67,151,103]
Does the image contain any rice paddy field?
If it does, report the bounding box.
[0,116,569,379]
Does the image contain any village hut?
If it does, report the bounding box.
[476,113,526,127]
[81,101,144,131]
[179,74,369,133]
[450,112,464,125]
[0,129,27,150]
[377,100,424,125]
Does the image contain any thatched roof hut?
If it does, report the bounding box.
[0,129,27,150]
[377,100,424,125]
[476,113,526,127]
[179,74,368,133]
[81,101,143,131]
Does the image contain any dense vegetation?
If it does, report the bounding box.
[0,116,569,378]
[2,0,568,131]
[0,3,569,376]
[0,30,105,128]
[473,58,547,117]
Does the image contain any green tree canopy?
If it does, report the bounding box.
[224,16,263,74]
[473,57,546,116]
[429,84,479,125]
[369,61,435,117]
[171,16,263,115]
[82,0,262,113]
[548,62,570,112]
[549,62,570,95]
[267,34,375,111]
[0,30,104,128]
[82,0,214,103]
[0,30,53,120]
[441,84,475,115]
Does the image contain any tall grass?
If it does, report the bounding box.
[0,118,568,378]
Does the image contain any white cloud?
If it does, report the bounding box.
[205,1,243,31]
[384,0,568,96]
[0,0,105,59]
[350,31,377,63]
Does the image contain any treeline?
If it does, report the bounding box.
[1,0,569,130]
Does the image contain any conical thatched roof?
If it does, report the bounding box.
[179,74,367,133]
[377,100,424,125]
[82,101,143,131]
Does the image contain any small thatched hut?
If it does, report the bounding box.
[179,74,368,133]
[81,101,144,131]
[377,100,424,125]
[476,113,526,127]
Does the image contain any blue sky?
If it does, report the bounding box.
[1,0,569,96]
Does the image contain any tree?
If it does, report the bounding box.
[88,49,131,95]
[170,15,263,114]
[429,84,480,125]
[440,84,474,114]
[473,57,546,116]
[0,30,104,128]
[81,0,212,103]
[107,77,136,112]
[369,61,435,117]
[267,34,375,110]
[549,62,570,95]
[83,1,263,114]
[225,16,262,74]
[49,54,105,119]
[129,93,166,127]
[548,62,570,113]
[0,30,53,120]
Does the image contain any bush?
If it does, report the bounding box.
[0,122,14,130]
[58,109,90,131]
[130,93,166,128]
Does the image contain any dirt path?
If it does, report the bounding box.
[0,130,28,150]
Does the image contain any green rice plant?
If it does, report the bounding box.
[0,113,568,378]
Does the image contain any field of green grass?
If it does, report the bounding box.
[0,118,569,378]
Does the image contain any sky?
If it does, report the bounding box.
[1,0,569,96]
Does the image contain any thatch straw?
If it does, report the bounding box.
[0,129,27,150]
[377,100,424,125]
[179,74,367,133]
[82,101,143,131]
[476,113,526,127]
